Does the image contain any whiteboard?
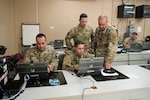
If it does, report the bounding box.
[22,23,40,45]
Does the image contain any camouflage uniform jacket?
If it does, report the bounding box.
[94,24,118,64]
[123,37,138,49]
[62,50,92,71]
[23,45,59,71]
[65,25,94,52]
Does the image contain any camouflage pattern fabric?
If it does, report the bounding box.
[123,37,138,49]
[94,24,118,64]
[62,50,93,71]
[65,25,94,52]
[23,45,59,71]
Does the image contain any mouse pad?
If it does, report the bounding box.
[91,68,129,81]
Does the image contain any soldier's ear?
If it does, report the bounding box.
[79,19,81,22]
[74,47,77,51]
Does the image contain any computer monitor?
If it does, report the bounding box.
[77,57,104,76]
[142,41,150,50]
[16,62,49,87]
[128,43,142,52]
[50,40,64,49]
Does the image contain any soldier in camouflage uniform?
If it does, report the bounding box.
[62,40,93,71]
[94,15,118,69]
[123,32,138,49]
[23,33,59,72]
[65,13,94,53]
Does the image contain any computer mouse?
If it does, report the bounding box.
[103,68,115,74]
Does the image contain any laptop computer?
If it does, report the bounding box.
[128,43,142,52]
[77,57,104,76]
[16,62,49,87]
[142,41,150,50]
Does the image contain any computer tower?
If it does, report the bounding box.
[135,5,150,18]
[117,5,135,18]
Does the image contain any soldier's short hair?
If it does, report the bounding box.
[36,33,46,39]
[74,40,84,47]
[132,32,138,35]
[98,15,108,21]
[79,13,88,20]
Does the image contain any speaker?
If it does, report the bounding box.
[135,5,150,18]
[117,5,135,18]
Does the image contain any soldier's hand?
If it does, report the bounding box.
[74,64,79,70]
[47,65,53,73]
[104,62,111,69]
[47,67,50,73]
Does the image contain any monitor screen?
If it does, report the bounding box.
[16,62,49,87]
[142,41,150,50]
[77,57,104,76]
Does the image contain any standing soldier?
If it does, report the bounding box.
[65,13,94,53]
[94,15,118,69]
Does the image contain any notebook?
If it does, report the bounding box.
[77,57,104,76]
[142,41,150,50]
[128,43,142,52]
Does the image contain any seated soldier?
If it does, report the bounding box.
[123,32,138,50]
[62,40,93,72]
[23,33,59,73]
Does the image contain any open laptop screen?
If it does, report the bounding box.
[77,57,104,76]
[17,62,48,73]
[128,43,142,52]
[142,41,150,50]
[16,62,49,86]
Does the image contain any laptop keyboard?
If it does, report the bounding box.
[26,79,49,87]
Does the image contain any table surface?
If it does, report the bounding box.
[15,65,150,100]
